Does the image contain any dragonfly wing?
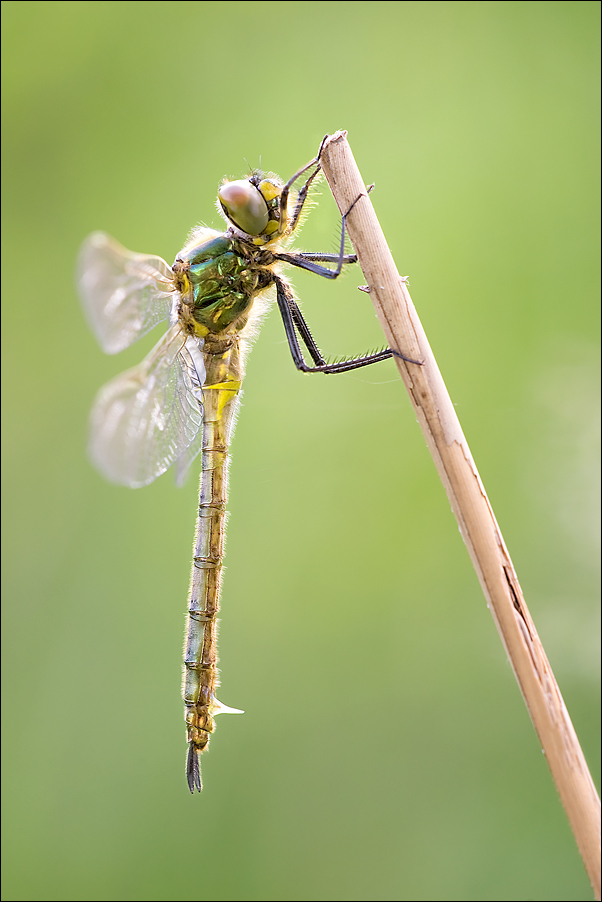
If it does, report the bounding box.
[89,325,206,488]
[78,231,175,354]
[173,336,209,486]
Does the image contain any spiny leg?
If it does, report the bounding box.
[278,158,320,237]
[278,135,331,237]
[288,162,323,234]
[294,253,357,263]
[274,276,421,373]
[276,173,422,368]
[274,186,367,280]
[288,295,327,368]
[275,252,357,279]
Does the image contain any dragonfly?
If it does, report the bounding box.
[78,139,420,792]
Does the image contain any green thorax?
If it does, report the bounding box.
[174,230,272,334]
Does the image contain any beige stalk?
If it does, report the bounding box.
[319,130,600,898]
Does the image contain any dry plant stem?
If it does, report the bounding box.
[320,131,601,898]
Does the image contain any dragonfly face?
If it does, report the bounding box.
[218,173,285,242]
[78,141,413,792]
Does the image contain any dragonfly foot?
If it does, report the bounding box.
[391,348,424,366]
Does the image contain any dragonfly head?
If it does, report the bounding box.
[218,173,283,245]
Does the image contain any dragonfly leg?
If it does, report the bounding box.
[280,135,332,233]
[288,163,323,234]
[293,253,357,264]
[275,277,422,372]
[274,251,358,279]
[279,153,323,238]
[274,185,369,280]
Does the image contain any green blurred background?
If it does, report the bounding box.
[2,2,599,900]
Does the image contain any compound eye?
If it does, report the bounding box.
[218,180,269,235]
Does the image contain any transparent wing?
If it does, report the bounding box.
[89,325,206,488]
[77,231,175,354]
[173,337,209,486]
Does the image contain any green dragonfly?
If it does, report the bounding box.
[78,140,419,792]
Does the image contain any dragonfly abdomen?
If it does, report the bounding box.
[183,341,245,791]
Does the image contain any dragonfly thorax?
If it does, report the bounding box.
[173,230,274,335]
